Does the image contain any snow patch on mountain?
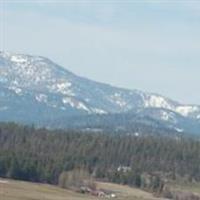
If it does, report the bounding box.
[161,111,171,121]
[145,95,173,110]
[76,102,90,112]
[175,128,183,133]
[160,110,178,124]
[52,81,75,96]
[110,93,127,107]
[91,108,107,114]
[11,55,28,63]
[1,51,200,134]
[176,106,199,117]
[35,94,48,103]
[62,97,75,107]
[8,86,22,95]
[62,97,90,112]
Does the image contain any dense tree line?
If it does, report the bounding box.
[0,122,200,187]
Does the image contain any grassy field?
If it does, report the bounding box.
[170,181,200,195]
[0,178,167,200]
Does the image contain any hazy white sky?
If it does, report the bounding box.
[0,0,200,104]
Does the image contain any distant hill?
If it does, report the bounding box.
[0,51,200,135]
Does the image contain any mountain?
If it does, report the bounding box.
[0,51,200,134]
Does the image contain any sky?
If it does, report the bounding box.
[0,0,200,104]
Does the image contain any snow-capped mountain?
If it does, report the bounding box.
[0,52,200,134]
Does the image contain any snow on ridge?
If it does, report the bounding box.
[0,52,42,62]
[1,51,200,120]
[0,51,12,58]
[139,93,200,120]
[10,55,28,63]
[176,106,199,117]
[142,94,200,118]
[145,95,173,110]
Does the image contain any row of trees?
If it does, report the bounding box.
[0,122,200,188]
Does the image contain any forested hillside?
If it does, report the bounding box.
[0,122,200,189]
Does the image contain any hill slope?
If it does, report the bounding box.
[0,178,166,200]
[0,52,200,134]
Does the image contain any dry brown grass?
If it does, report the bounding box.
[97,182,166,200]
[170,182,200,196]
[0,178,166,200]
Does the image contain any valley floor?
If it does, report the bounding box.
[0,178,166,200]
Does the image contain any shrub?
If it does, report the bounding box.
[58,168,96,190]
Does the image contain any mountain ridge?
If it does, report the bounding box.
[0,51,200,134]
